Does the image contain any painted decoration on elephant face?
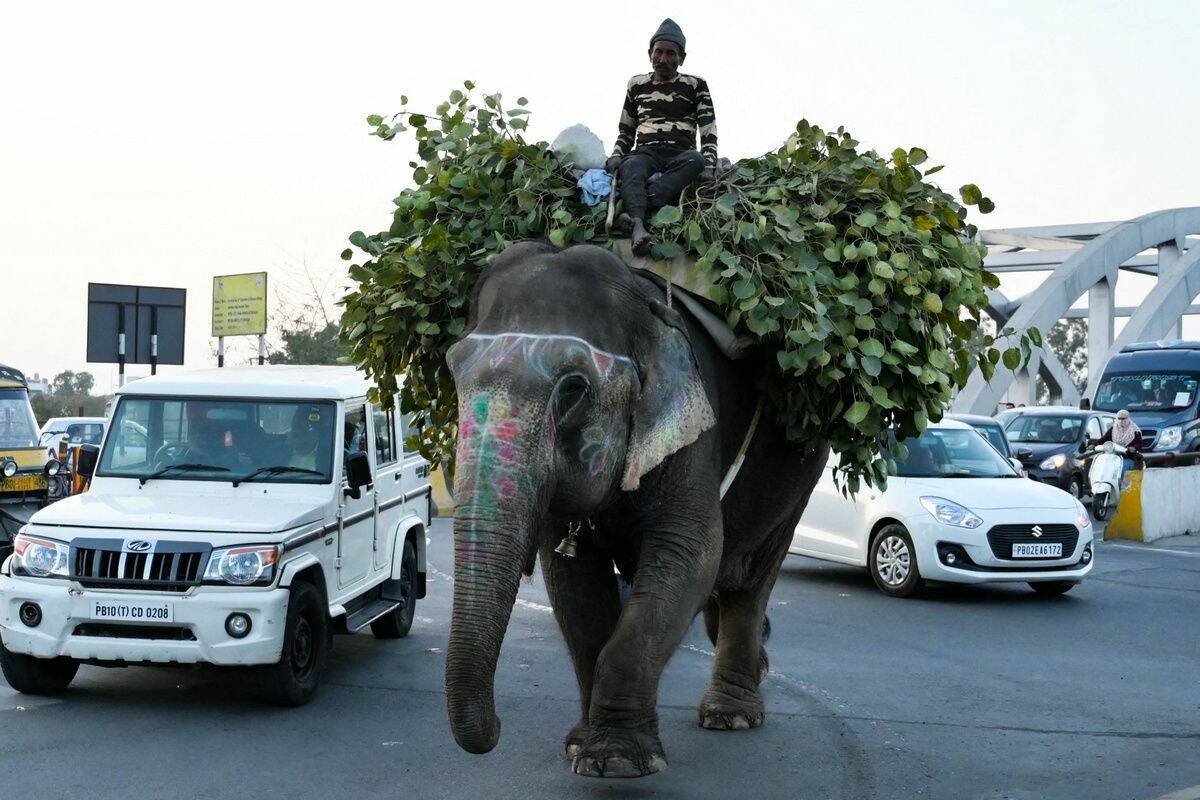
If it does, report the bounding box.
[459,332,634,381]
[455,391,527,569]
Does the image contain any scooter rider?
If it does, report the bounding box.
[1090,409,1144,453]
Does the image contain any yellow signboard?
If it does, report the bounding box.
[212,272,268,337]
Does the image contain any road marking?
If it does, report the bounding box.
[1106,543,1200,558]
[1148,784,1200,800]
[428,563,554,613]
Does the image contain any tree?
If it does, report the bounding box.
[1037,319,1087,403]
[72,372,95,396]
[51,370,77,396]
[269,321,348,365]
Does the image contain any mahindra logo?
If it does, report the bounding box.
[125,540,152,552]
[1031,525,1043,538]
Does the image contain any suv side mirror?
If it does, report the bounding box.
[344,451,372,498]
[77,444,100,478]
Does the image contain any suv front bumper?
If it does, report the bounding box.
[0,575,289,666]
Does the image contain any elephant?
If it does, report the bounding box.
[444,241,829,778]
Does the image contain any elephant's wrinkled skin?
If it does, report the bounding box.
[444,242,828,778]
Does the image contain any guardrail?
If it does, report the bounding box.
[1141,451,1200,469]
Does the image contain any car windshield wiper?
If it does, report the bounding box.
[138,463,230,485]
[232,465,325,487]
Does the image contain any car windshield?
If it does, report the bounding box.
[891,428,1017,478]
[1005,415,1082,444]
[0,389,39,448]
[1094,372,1199,412]
[971,423,1009,456]
[97,397,337,483]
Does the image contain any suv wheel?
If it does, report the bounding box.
[258,581,328,706]
[371,538,417,639]
[0,639,78,694]
[869,524,925,598]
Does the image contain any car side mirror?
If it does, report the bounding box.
[344,451,372,498]
[1016,448,1033,459]
[77,444,100,478]
[1009,457,1025,473]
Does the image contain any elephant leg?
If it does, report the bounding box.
[539,535,622,759]
[697,580,773,730]
[702,593,720,646]
[572,517,721,779]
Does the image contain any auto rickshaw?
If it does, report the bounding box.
[0,365,66,553]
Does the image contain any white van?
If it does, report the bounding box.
[0,366,431,705]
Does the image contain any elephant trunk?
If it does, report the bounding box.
[445,482,531,754]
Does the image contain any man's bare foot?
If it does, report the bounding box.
[631,219,653,255]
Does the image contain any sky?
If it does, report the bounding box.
[3,0,1198,392]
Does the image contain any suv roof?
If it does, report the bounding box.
[1119,340,1200,353]
[118,366,375,401]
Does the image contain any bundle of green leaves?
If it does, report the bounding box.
[341,83,1037,491]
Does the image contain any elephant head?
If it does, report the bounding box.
[443,242,715,754]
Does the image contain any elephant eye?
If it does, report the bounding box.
[553,373,591,428]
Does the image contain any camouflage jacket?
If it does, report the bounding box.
[611,72,718,167]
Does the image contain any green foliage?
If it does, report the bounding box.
[269,322,348,365]
[341,84,1036,491]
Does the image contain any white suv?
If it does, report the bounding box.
[0,366,431,705]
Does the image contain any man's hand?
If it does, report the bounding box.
[604,155,623,174]
[699,165,720,182]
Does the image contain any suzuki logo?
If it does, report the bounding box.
[125,540,152,552]
[1031,525,1043,538]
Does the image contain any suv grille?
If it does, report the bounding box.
[1140,429,1157,449]
[71,539,210,591]
[986,524,1079,560]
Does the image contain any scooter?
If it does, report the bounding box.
[1081,441,1133,521]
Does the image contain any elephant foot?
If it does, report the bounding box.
[570,726,668,778]
[564,721,591,759]
[698,688,765,731]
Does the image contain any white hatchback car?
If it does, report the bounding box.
[792,419,1094,597]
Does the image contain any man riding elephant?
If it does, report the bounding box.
[605,18,720,255]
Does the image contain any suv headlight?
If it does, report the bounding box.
[920,496,983,529]
[1039,453,1067,470]
[1156,425,1182,451]
[203,544,282,586]
[12,534,70,578]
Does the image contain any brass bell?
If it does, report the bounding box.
[555,522,580,558]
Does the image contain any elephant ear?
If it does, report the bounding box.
[621,301,716,491]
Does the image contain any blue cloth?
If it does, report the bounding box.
[577,168,614,206]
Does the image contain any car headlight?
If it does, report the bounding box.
[2,459,17,478]
[12,534,70,578]
[920,496,983,529]
[203,544,282,586]
[1156,425,1182,451]
[1039,453,1067,471]
[1075,502,1091,528]
[44,459,61,477]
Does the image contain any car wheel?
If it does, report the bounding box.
[0,639,78,694]
[1067,474,1083,499]
[1030,581,1076,596]
[371,538,417,639]
[258,580,328,706]
[869,525,925,598]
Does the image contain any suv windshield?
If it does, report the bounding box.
[892,428,1017,478]
[0,389,39,448]
[1005,415,1083,444]
[1095,373,1199,412]
[98,397,337,483]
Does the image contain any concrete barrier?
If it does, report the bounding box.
[1106,465,1200,542]
[430,466,454,517]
